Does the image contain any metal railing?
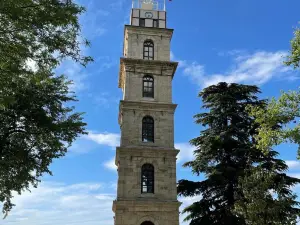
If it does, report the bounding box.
[132,0,166,11]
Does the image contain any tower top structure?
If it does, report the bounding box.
[132,0,166,11]
[130,0,167,28]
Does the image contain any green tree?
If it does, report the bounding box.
[248,89,300,157]
[285,25,300,68]
[248,23,300,160]
[0,0,92,216]
[177,82,300,225]
[234,167,300,225]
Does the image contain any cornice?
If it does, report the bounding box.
[121,57,178,68]
[119,100,177,112]
[124,25,174,39]
[113,199,181,212]
[117,146,180,154]
[116,148,180,161]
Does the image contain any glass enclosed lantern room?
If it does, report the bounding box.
[131,0,166,28]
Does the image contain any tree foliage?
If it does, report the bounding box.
[0,0,92,216]
[248,89,300,157]
[234,166,300,225]
[178,83,300,225]
[285,25,300,68]
[248,23,300,157]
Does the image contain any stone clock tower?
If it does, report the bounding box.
[113,0,181,224]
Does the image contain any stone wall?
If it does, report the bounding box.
[119,101,176,148]
[124,26,173,61]
[113,200,181,225]
[116,147,179,200]
[124,71,173,103]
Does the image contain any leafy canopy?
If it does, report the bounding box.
[0,0,92,216]
[285,24,300,69]
[248,23,300,157]
[248,89,300,157]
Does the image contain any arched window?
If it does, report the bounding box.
[142,116,154,143]
[141,164,154,193]
[143,75,154,98]
[141,222,154,225]
[143,40,154,60]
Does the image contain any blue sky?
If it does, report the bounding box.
[3,0,300,224]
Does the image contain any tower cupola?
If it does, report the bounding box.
[131,0,166,28]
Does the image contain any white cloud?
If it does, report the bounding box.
[104,158,117,171]
[92,92,120,109]
[286,160,300,170]
[287,173,300,191]
[51,1,113,95]
[2,182,115,225]
[84,131,120,148]
[178,50,295,88]
[68,139,91,154]
[183,62,205,80]
[289,173,300,179]
[95,56,117,73]
[85,91,120,111]
[79,1,109,39]
[179,195,203,225]
[66,131,120,155]
[217,49,247,57]
[176,143,195,163]
[53,1,121,94]
[56,60,88,92]
[55,0,113,93]
[1,180,201,225]
[171,51,187,68]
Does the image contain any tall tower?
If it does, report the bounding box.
[113,0,180,224]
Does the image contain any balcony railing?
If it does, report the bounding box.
[132,0,166,11]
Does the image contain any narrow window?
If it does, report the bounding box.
[143,40,154,60]
[142,116,154,143]
[143,75,154,98]
[141,164,154,193]
[153,19,158,28]
[140,18,145,27]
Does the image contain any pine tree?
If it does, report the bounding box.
[178,82,300,225]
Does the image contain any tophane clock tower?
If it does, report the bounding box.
[112,0,181,224]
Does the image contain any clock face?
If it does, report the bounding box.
[145,12,153,18]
